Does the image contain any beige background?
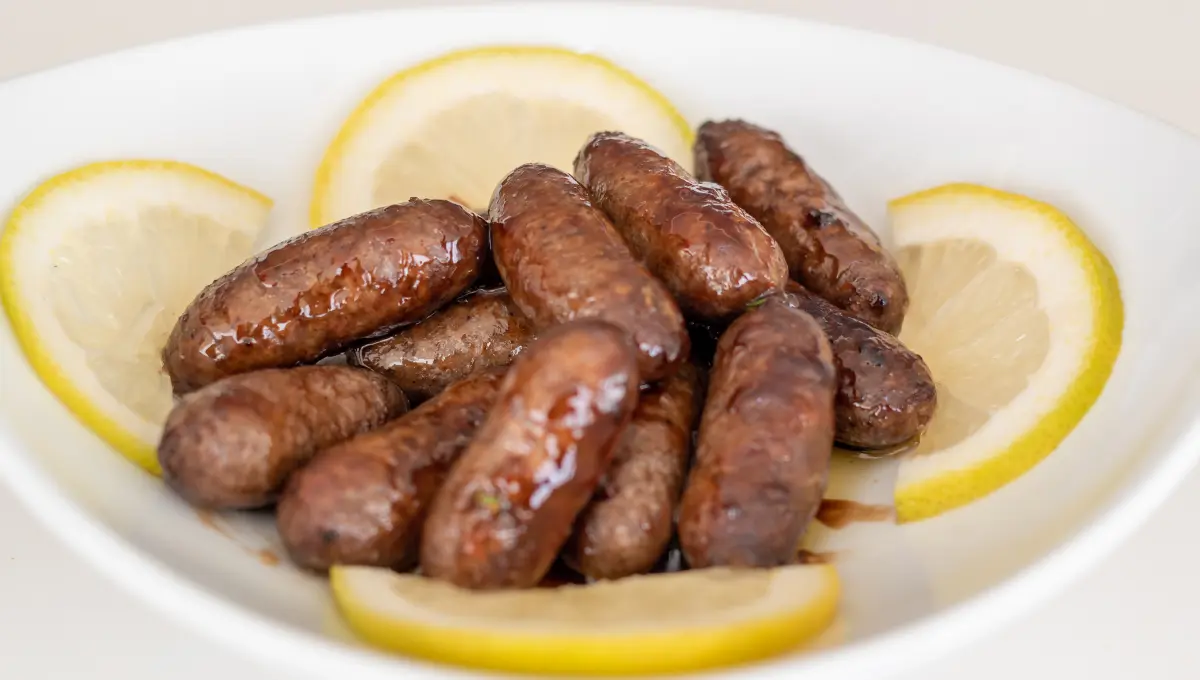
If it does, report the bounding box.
[2,1,1198,678]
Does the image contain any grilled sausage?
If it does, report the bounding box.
[678,297,836,568]
[420,320,639,589]
[574,131,788,320]
[158,366,408,509]
[276,370,505,572]
[784,284,937,449]
[349,288,533,404]
[694,120,908,334]
[564,362,702,580]
[488,163,688,381]
[163,200,488,393]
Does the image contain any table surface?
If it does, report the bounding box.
[3,1,1199,678]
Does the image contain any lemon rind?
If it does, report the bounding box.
[330,565,840,675]
[0,160,272,475]
[309,44,694,228]
[889,183,1123,522]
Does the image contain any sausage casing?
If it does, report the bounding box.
[348,288,533,403]
[678,298,836,568]
[163,200,488,393]
[694,120,908,334]
[574,131,788,321]
[276,370,505,572]
[785,284,937,449]
[420,320,639,589]
[157,366,408,509]
[564,362,702,580]
[488,163,688,381]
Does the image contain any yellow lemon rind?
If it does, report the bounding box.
[309,44,694,229]
[0,160,272,475]
[330,565,840,676]
[889,183,1123,522]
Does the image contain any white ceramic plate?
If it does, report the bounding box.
[2,4,1199,679]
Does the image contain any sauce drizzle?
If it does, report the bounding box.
[815,499,894,529]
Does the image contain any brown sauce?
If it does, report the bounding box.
[815,499,894,529]
[796,549,837,565]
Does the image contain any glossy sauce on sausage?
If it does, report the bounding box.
[419,321,639,589]
[164,200,488,393]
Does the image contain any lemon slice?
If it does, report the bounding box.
[889,183,1122,522]
[311,45,693,224]
[331,564,839,675]
[0,161,271,474]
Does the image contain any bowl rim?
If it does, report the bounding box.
[2,3,1200,679]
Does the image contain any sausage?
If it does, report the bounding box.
[488,163,688,381]
[276,370,505,572]
[163,200,488,393]
[420,320,639,589]
[564,363,701,580]
[784,284,937,449]
[158,366,408,509]
[678,297,836,568]
[348,288,533,404]
[574,131,789,320]
[694,120,909,334]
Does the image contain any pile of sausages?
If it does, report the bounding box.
[156,119,937,590]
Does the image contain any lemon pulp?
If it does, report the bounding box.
[0,160,271,472]
[890,184,1122,521]
[312,45,693,224]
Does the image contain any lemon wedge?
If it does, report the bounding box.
[889,183,1122,522]
[331,564,839,675]
[0,161,271,474]
[311,45,693,224]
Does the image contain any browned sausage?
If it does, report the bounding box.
[348,288,533,404]
[163,200,488,393]
[276,370,505,572]
[158,366,408,510]
[678,297,836,568]
[488,163,688,382]
[420,320,639,589]
[694,120,909,334]
[784,284,937,449]
[574,131,789,321]
[564,362,701,580]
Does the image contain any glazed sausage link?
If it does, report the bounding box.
[157,366,408,510]
[564,362,702,580]
[488,163,688,382]
[784,283,936,449]
[164,199,488,393]
[694,119,908,334]
[420,320,640,589]
[276,369,506,572]
[349,288,533,404]
[678,297,837,568]
[575,131,788,321]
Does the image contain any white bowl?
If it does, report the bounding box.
[2,3,1199,679]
